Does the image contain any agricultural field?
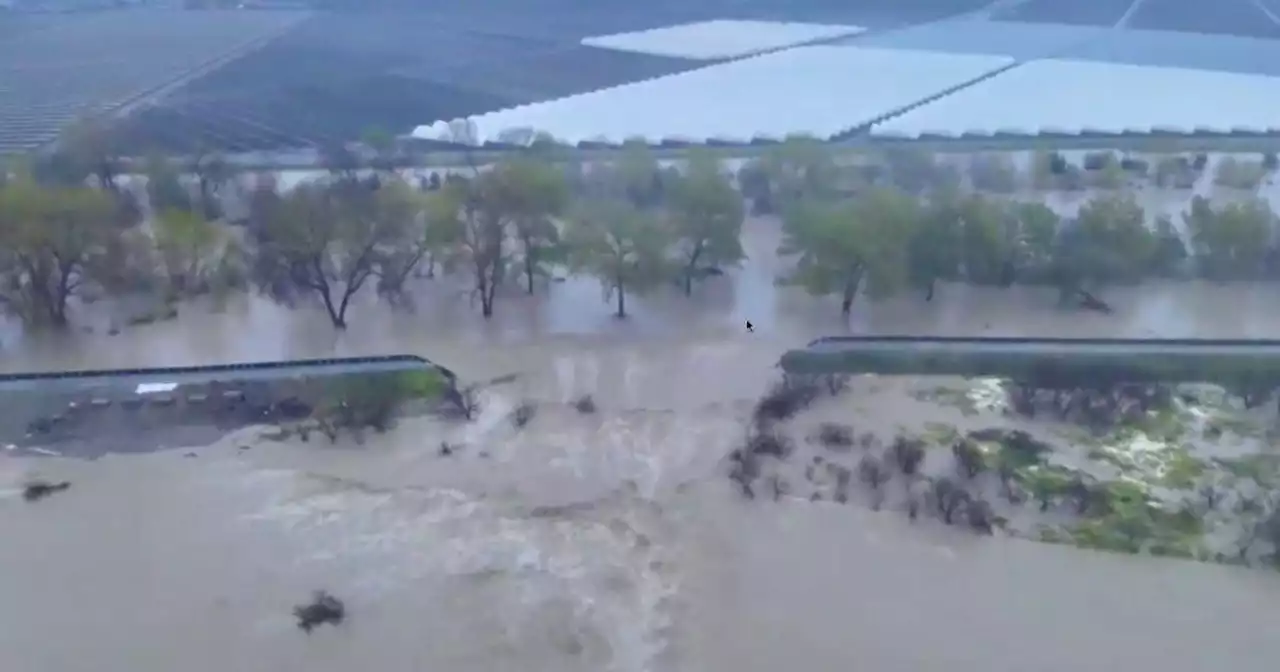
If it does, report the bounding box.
[0,8,306,153]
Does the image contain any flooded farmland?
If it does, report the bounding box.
[5,172,1280,672]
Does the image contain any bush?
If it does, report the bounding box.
[952,439,985,478]
[890,436,926,475]
[315,369,451,440]
[753,377,821,425]
[932,477,969,524]
[1213,157,1267,190]
[745,430,793,459]
[817,422,854,450]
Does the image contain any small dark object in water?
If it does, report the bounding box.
[294,590,345,633]
[857,453,890,490]
[23,480,71,502]
[890,437,926,476]
[966,498,995,535]
[511,401,536,429]
[932,477,970,525]
[573,395,597,414]
[745,430,792,459]
[1075,289,1113,314]
[273,397,313,421]
[817,422,854,449]
[26,416,57,435]
[439,442,455,457]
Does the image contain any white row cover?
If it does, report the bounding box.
[579,19,865,60]
[875,59,1280,137]
[412,46,1014,146]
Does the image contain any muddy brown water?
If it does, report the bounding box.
[5,202,1280,671]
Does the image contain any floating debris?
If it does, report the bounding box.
[23,480,71,502]
[572,394,597,414]
[511,401,536,429]
[294,590,345,633]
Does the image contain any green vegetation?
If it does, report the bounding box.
[311,369,451,441]
[3,128,1280,332]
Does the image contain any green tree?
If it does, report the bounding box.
[0,180,118,327]
[187,148,232,220]
[614,141,666,209]
[759,134,839,211]
[1186,195,1273,280]
[567,199,672,318]
[777,187,918,315]
[1052,193,1153,304]
[1148,214,1189,278]
[1007,201,1060,284]
[360,126,400,174]
[669,150,745,295]
[144,154,194,213]
[908,190,963,300]
[153,208,243,297]
[56,118,123,192]
[956,193,1016,286]
[374,178,453,301]
[247,181,409,328]
[488,155,570,294]
[431,176,507,317]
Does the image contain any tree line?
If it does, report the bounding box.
[2,122,1279,331]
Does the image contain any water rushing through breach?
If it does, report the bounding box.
[4,218,1280,671]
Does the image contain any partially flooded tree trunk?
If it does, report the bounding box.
[615,279,627,318]
[320,290,346,329]
[524,248,536,294]
[683,243,703,297]
[840,266,865,315]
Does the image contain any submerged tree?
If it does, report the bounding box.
[669,149,745,295]
[1051,192,1153,308]
[0,180,118,327]
[777,187,918,315]
[188,148,232,220]
[153,208,244,298]
[247,180,409,328]
[488,155,570,294]
[567,199,672,318]
[431,176,507,317]
[1186,195,1274,281]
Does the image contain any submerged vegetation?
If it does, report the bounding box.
[734,371,1280,572]
[6,124,1280,574]
[4,122,1280,332]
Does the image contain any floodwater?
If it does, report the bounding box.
[5,196,1280,671]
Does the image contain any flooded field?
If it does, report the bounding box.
[5,166,1280,671]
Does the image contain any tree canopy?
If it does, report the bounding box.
[3,127,1279,331]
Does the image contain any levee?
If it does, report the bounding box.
[779,337,1280,388]
[0,355,456,457]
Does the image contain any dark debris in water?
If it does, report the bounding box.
[22,480,71,502]
[294,590,345,633]
[511,401,536,429]
[572,394,597,414]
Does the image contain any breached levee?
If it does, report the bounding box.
[0,356,458,458]
[760,336,1280,569]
